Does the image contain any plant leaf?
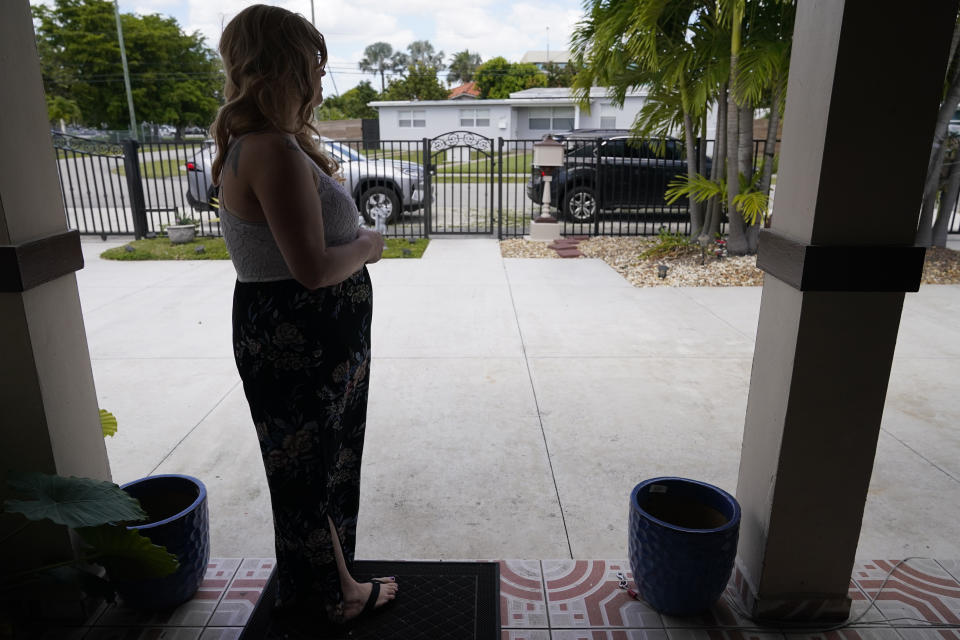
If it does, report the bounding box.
[77,525,179,580]
[733,190,770,225]
[43,566,117,603]
[100,409,117,438]
[3,472,147,528]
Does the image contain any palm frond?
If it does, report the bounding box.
[665,172,725,205]
[732,190,769,225]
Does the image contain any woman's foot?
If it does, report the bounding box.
[340,576,398,622]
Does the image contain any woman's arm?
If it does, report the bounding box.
[240,133,382,289]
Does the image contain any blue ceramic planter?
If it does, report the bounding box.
[117,474,210,610]
[628,477,740,616]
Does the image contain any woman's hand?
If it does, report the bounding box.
[359,228,386,264]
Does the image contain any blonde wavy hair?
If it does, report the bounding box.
[210,4,337,185]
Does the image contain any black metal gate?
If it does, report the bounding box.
[423,131,495,235]
[51,133,219,239]
[51,133,146,239]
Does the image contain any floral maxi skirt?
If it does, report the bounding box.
[231,268,373,621]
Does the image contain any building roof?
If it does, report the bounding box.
[448,81,480,100]
[368,86,648,109]
[520,50,570,64]
[509,87,647,99]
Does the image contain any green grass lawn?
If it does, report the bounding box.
[102,236,428,260]
[436,151,533,175]
[433,176,527,184]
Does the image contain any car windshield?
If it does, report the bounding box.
[565,140,597,158]
[326,141,365,163]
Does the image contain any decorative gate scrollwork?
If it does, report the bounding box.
[424,131,495,235]
[430,131,492,154]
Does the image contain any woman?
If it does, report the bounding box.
[211,4,398,633]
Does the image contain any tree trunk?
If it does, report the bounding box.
[699,109,708,177]
[757,79,782,202]
[917,27,960,245]
[683,110,704,239]
[726,2,750,255]
[700,87,728,245]
[735,105,760,252]
[380,69,385,93]
[933,153,960,247]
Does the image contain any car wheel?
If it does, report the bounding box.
[360,186,401,225]
[563,186,598,223]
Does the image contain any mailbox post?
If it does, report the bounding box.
[529,134,564,241]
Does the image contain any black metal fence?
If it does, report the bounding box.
[52,132,960,241]
[52,132,220,239]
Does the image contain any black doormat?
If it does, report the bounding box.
[242,560,500,640]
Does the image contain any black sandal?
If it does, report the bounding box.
[361,579,382,615]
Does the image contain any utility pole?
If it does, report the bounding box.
[546,26,550,65]
[114,0,137,140]
[309,0,339,95]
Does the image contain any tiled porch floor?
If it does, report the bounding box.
[38,557,960,639]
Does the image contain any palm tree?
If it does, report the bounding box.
[358,42,393,92]
[725,0,795,251]
[389,51,410,79]
[407,40,445,70]
[448,50,482,85]
[917,17,960,247]
[572,0,719,240]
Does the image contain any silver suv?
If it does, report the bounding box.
[186,137,431,224]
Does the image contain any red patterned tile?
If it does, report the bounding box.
[937,561,960,585]
[208,558,275,627]
[500,631,551,640]
[95,597,217,628]
[11,628,90,640]
[893,630,960,640]
[195,558,241,606]
[500,560,547,628]
[83,628,203,639]
[552,630,669,640]
[783,629,903,640]
[199,629,244,640]
[852,560,960,625]
[543,560,662,628]
[666,630,784,640]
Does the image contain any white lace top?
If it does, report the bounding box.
[219,138,359,283]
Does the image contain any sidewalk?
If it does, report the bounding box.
[76,237,960,562]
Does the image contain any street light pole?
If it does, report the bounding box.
[309,0,339,95]
[114,0,137,140]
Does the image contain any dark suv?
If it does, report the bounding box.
[526,129,706,222]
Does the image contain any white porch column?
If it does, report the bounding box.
[734,0,958,620]
[0,0,112,616]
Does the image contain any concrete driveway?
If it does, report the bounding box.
[76,236,960,562]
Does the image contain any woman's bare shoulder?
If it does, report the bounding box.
[236,131,299,156]
[227,131,304,179]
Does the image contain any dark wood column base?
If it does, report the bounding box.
[0,230,83,292]
[756,229,925,292]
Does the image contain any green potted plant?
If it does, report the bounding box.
[0,472,181,609]
[1,411,209,618]
[167,212,198,245]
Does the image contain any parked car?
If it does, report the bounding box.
[186,137,431,224]
[526,129,709,223]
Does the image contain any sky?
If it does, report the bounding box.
[31,0,588,96]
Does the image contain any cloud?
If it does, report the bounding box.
[175,0,586,94]
[432,2,583,63]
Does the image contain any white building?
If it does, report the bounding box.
[368,87,652,141]
[520,50,571,70]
